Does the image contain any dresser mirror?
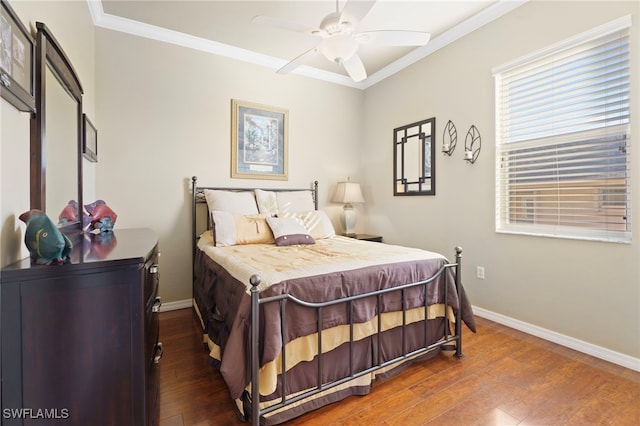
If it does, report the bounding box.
[30,22,83,233]
[393,117,436,196]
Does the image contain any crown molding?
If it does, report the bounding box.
[87,0,527,90]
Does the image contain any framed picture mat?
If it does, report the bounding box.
[231,99,288,180]
[82,113,97,162]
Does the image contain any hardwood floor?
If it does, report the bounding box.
[158,308,639,425]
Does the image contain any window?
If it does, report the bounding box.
[494,17,631,243]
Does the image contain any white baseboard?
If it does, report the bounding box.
[472,306,640,372]
[159,298,192,312]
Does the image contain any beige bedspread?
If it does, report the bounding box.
[197,233,447,292]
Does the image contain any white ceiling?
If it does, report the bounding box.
[91,0,527,89]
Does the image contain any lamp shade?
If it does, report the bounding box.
[332,181,365,204]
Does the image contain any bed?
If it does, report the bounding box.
[190,176,475,425]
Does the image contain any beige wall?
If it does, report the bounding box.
[94,29,364,304]
[362,0,639,359]
[0,101,31,265]
[1,0,96,266]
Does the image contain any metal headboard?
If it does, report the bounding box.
[191,176,319,262]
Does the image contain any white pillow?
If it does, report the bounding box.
[255,189,316,215]
[255,189,278,216]
[276,191,315,214]
[204,189,258,214]
[278,210,335,240]
[211,212,274,247]
[266,216,315,246]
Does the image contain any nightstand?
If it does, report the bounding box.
[348,234,383,242]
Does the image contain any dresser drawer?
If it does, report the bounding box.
[144,252,159,304]
[147,343,161,426]
[144,254,162,426]
[145,254,161,369]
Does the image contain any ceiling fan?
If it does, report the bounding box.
[252,0,431,82]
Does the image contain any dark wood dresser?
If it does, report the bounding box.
[1,228,161,425]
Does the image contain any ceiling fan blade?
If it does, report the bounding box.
[342,53,367,82]
[251,15,311,34]
[357,30,431,46]
[277,45,319,75]
[340,0,376,25]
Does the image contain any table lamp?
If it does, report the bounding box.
[332,179,365,236]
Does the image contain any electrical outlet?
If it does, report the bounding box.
[476,266,485,280]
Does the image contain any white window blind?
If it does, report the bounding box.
[494,17,631,243]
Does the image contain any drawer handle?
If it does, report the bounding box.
[153,342,163,364]
[150,264,159,274]
[152,297,162,313]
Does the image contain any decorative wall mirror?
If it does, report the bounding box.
[30,22,84,234]
[393,117,436,196]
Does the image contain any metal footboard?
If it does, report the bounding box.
[249,247,464,424]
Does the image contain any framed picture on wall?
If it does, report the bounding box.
[0,0,35,112]
[231,99,288,180]
[82,114,97,162]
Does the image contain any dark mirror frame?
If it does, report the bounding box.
[30,22,83,234]
[393,117,436,196]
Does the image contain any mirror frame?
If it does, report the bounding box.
[393,117,436,196]
[30,22,84,234]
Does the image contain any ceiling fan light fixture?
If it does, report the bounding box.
[320,34,358,64]
[320,11,343,35]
